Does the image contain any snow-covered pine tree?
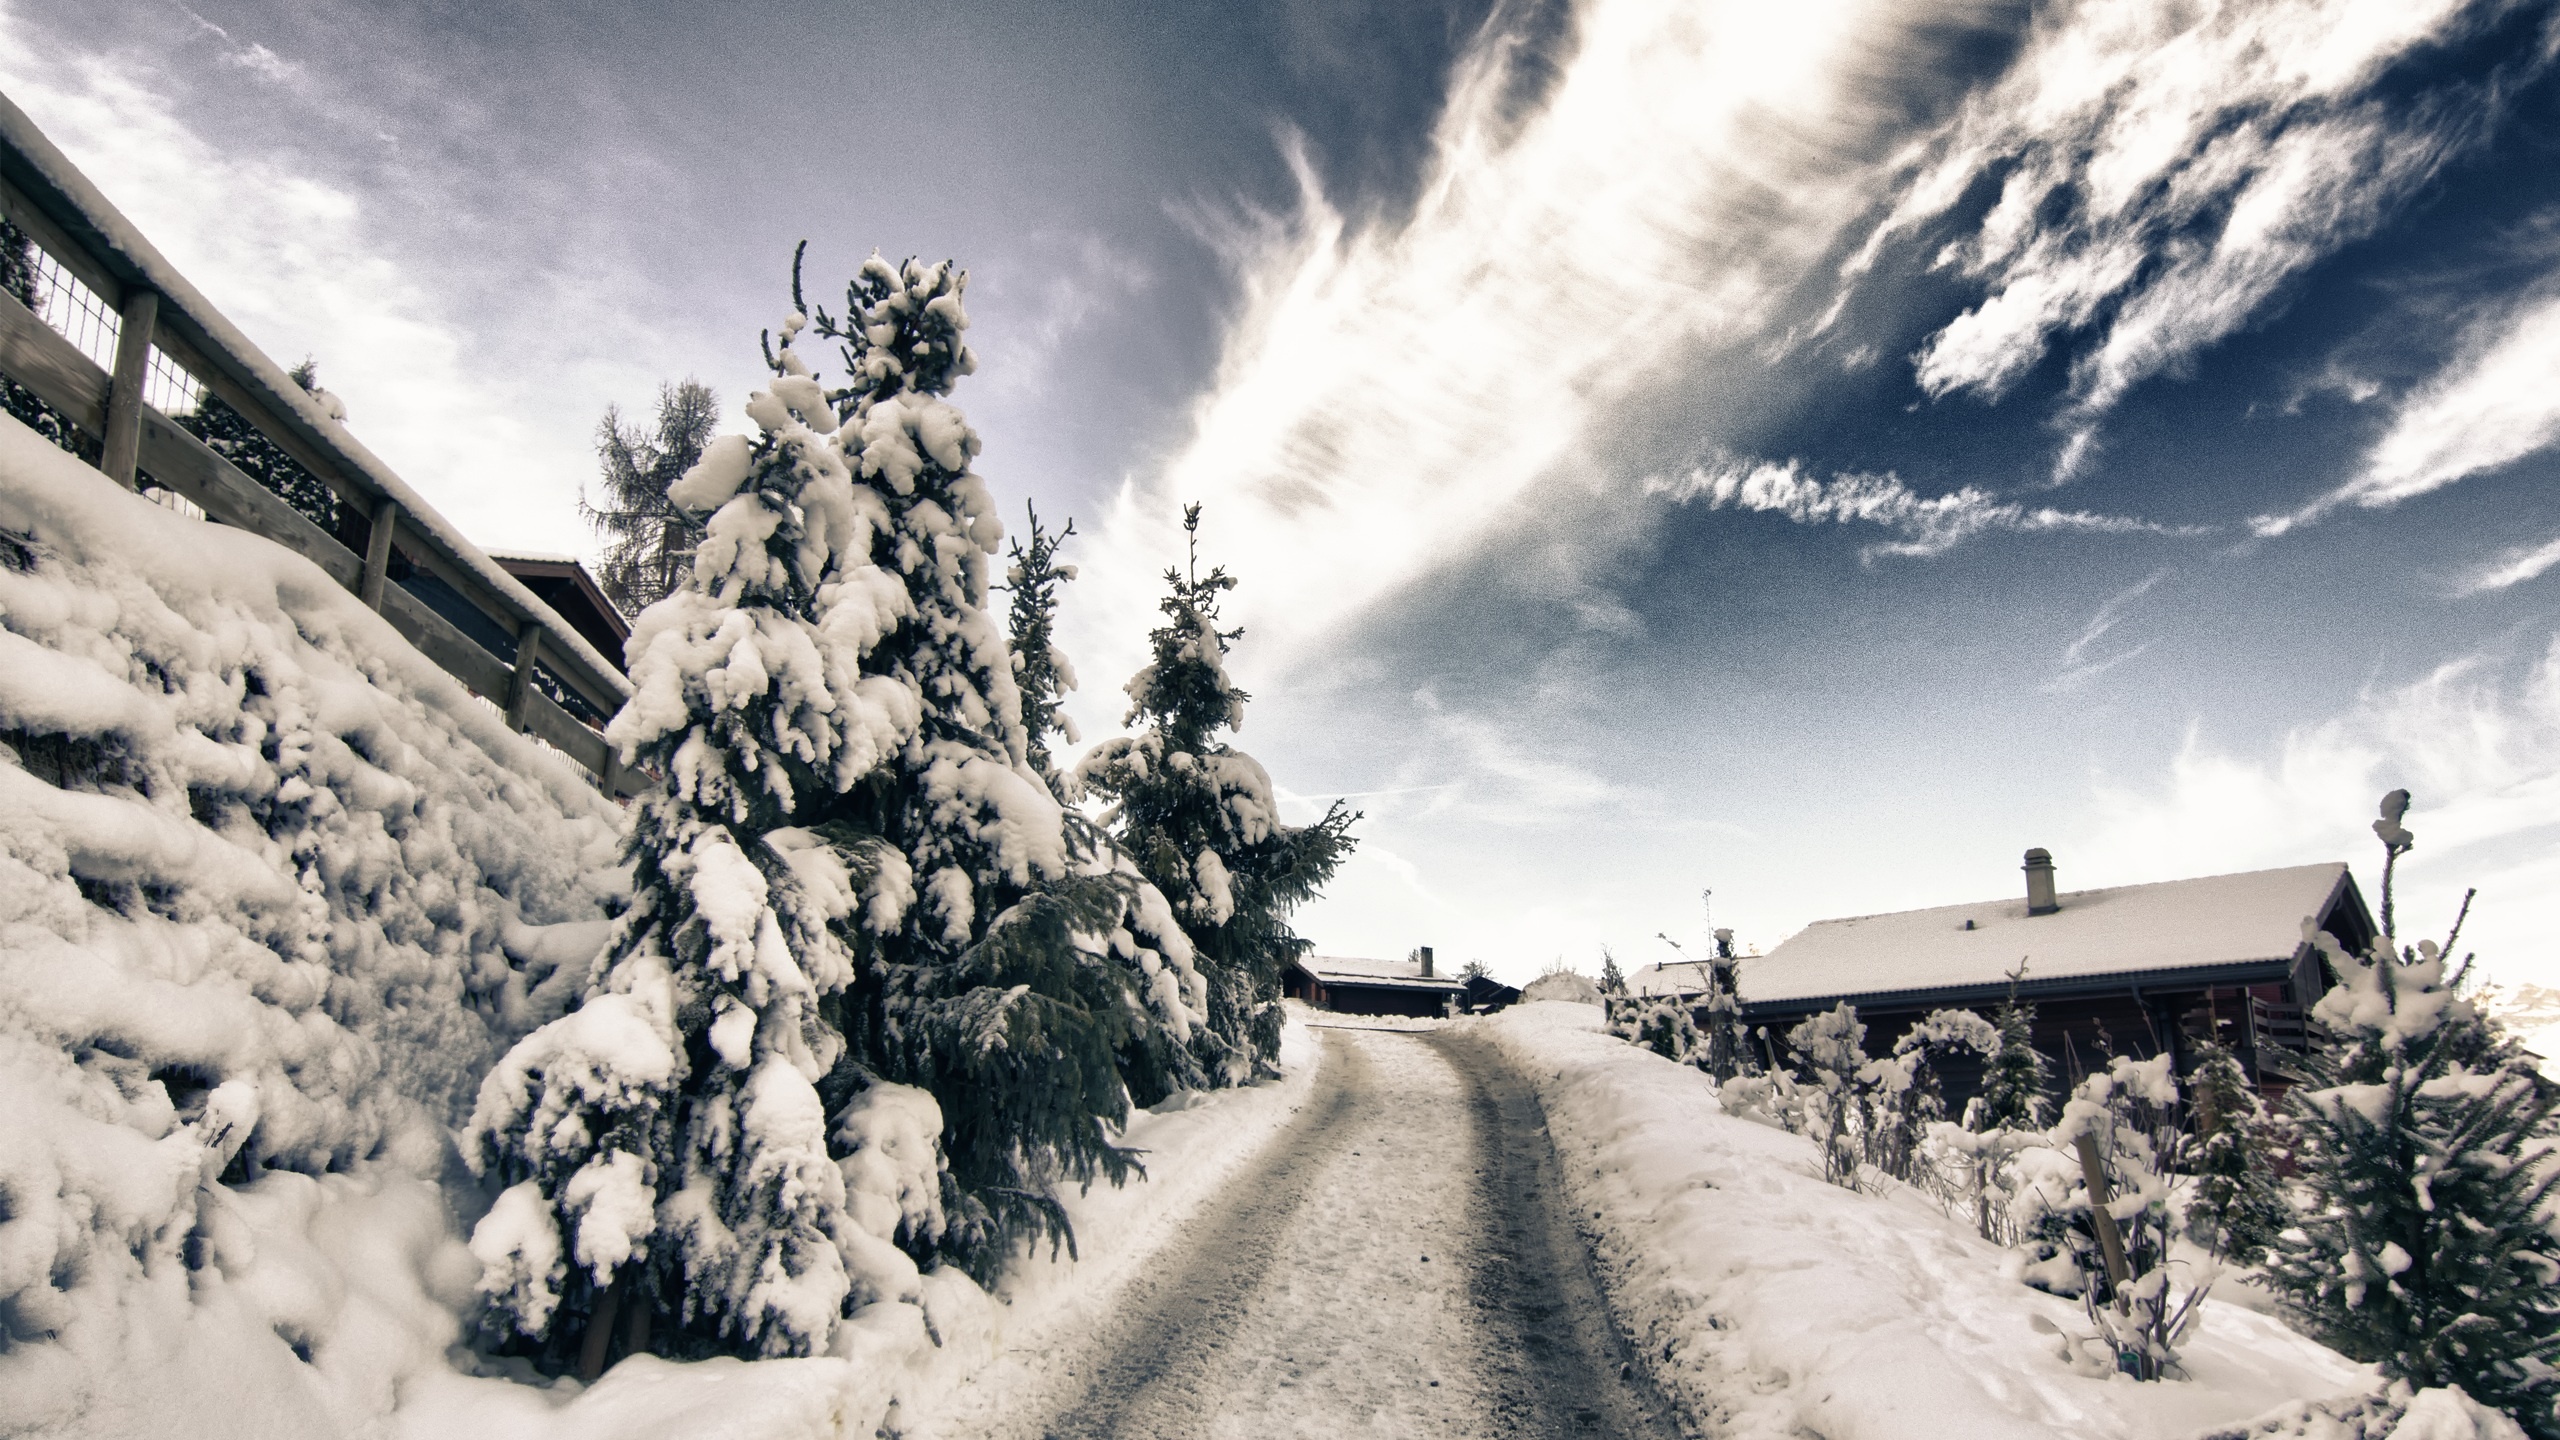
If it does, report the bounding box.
[584,379,722,615]
[2182,1017,2288,1266]
[2267,791,2560,1435]
[1973,965,2052,1131]
[1076,504,1357,1085]
[1598,947,1627,995]
[468,288,908,1367]
[1001,502,1079,787]
[468,249,1208,1365]
[795,253,1207,1279]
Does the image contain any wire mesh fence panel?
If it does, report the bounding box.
[24,243,118,371]
[143,344,204,416]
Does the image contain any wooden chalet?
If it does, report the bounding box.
[1462,972,1522,1014]
[489,552,631,673]
[1283,947,1469,1017]
[1737,850,2375,1104]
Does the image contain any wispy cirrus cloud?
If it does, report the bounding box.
[1646,459,2198,561]
[1851,0,2523,476]
[1073,0,2020,692]
[2454,533,2560,597]
[2255,281,2560,538]
[2044,568,2167,691]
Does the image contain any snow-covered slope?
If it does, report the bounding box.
[1474,1001,2394,1440]
[0,415,625,1436]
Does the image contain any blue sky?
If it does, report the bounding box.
[8,0,2559,985]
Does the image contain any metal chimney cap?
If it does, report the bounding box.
[2022,847,2054,867]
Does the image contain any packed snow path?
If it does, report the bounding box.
[1026,1025,1684,1439]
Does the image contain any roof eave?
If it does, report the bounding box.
[1739,955,2299,1015]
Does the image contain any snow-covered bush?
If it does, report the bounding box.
[2022,1055,2208,1380]
[0,414,622,1420]
[1075,503,1355,1087]
[2267,793,2560,1436]
[1786,1003,1874,1189]
[1864,1008,1999,1183]
[1609,995,1702,1064]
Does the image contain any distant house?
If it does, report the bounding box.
[489,552,632,672]
[1283,948,1469,1017]
[1737,850,2376,1101]
[1627,958,1716,999]
[1462,972,1522,1014]
[388,549,632,728]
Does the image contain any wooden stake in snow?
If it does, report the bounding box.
[2074,1132,2134,1312]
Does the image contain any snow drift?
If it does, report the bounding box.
[0,414,625,1435]
[1470,1001,2510,1440]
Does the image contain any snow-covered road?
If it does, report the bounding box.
[1020,1023,1683,1438]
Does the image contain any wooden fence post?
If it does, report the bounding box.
[2074,1132,2135,1311]
[100,287,158,488]
[505,619,545,733]
[360,496,400,610]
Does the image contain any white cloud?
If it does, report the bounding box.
[1647,458,2197,560]
[2044,567,2166,691]
[0,11,676,556]
[1071,0,2008,694]
[1860,0,2497,437]
[2254,282,2560,537]
[2072,635,2560,986]
[2456,533,2560,596]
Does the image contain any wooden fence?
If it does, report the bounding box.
[0,90,640,796]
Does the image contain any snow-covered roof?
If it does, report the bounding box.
[1299,954,1466,991]
[1628,959,1716,997]
[1739,862,2354,1008]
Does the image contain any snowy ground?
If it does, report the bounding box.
[949,1015,1675,1439]
[1471,1001,2394,1440]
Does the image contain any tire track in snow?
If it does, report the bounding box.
[1031,1026,1684,1439]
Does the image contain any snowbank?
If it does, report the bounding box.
[1473,1001,2387,1440]
[0,415,626,1435]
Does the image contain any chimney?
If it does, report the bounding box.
[1418,945,1435,978]
[2023,848,2059,916]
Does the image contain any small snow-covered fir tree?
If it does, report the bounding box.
[1076,504,1357,1084]
[1001,502,1079,787]
[1698,928,1752,1083]
[2267,791,2560,1435]
[1598,947,1626,996]
[1973,965,2052,1131]
[2182,1018,2288,1266]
